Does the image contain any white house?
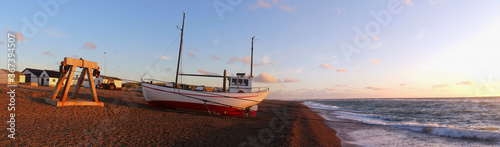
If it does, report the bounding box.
[22,68,44,86]
[39,70,72,87]
[0,69,25,84]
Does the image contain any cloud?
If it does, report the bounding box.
[227,55,274,65]
[333,6,346,14]
[210,55,220,60]
[213,38,220,45]
[284,78,299,83]
[184,47,199,52]
[456,81,473,85]
[187,53,195,57]
[42,51,54,56]
[2,28,13,32]
[371,59,380,64]
[324,88,335,91]
[198,69,218,75]
[42,28,67,37]
[337,68,348,72]
[400,83,406,86]
[318,63,335,69]
[271,67,304,75]
[254,54,276,66]
[372,36,379,41]
[367,41,383,49]
[403,0,414,6]
[429,0,443,4]
[227,57,240,64]
[14,32,25,42]
[161,56,174,61]
[280,5,294,11]
[165,68,171,72]
[366,86,388,90]
[432,84,450,88]
[357,70,363,73]
[337,84,349,87]
[0,41,3,45]
[83,42,97,49]
[250,0,294,12]
[242,56,251,64]
[254,72,280,83]
[71,55,79,58]
[250,0,272,10]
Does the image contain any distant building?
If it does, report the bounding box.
[0,69,25,84]
[40,70,71,87]
[22,68,44,86]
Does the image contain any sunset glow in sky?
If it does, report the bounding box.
[2,0,500,99]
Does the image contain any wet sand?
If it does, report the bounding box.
[0,84,340,146]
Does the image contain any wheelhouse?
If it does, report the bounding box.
[228,73,252,93]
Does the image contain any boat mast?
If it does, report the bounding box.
[175,12,185,86]
[250,36,255,78]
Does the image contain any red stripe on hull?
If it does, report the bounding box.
[147,100,254,117]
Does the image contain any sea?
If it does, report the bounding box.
[303,98,500,147]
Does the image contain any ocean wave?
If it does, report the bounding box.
[334,111,500,141]
[303,101,339,110]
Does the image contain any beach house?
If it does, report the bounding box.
[0,69,25,84]
[22,68,44,86]
[40,70,69,87]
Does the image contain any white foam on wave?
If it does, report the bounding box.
[303,101,339,110]
[333,111,500,141]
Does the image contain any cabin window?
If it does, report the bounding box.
[232,79,237,85]
[237,79,248,86]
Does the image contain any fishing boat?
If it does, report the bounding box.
[141,13,269,117]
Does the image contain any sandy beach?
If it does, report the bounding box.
[0,84,340,146]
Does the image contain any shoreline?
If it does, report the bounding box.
[1,85,341,146]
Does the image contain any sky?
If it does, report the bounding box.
[1,0,500,99]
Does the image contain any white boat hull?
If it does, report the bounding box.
[141,83,269,116]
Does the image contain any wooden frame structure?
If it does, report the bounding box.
[46,57,103,106]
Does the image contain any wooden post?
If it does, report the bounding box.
[223,69,227,92]
[61,66,75,102]
[87,68,98,102]
[71,68,87,99]
[51,69,68,100]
